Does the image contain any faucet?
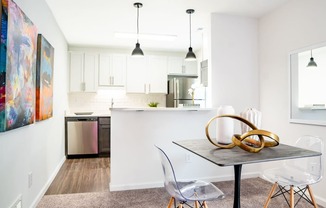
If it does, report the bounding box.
[111,98,114,108]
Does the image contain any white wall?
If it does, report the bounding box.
[0,0,68,207]
[259,0,326,205]
[110,109,260,191]
[209,14,261,174]
[210,14,259,112]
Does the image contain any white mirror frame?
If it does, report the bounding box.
[289,41,326,126]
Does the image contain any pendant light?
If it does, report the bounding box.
[307,50,317,67]
[131,2,144,57]
[185,9,196,61]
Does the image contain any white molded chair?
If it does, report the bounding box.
[155,146,225,208]
[263,135,324,208]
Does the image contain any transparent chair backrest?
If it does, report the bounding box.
[285,135,324,181]
[156,146,186,201]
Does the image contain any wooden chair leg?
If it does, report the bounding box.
[264,182,278,208]
[290,186,294,208]
[307,185,319,208]
[167,197,174,208]
[194,201,199,208]
[203,201,208,208]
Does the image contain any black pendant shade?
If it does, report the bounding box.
[307,50,317,67]
[132,2,144,57]
[132,42,144,57]
[185,47,196,60]
[185,9,196,61]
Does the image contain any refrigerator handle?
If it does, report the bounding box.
[174,99,179,107]
[174,78,179,100]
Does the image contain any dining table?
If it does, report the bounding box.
[173,139,321,208]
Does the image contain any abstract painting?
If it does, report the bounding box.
[36,34,54,121]
[0,0,37,132]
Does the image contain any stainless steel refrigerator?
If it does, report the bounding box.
[166,76,205,107]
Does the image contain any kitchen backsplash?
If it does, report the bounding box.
[68,89,166,112]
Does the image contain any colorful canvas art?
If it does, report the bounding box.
[36,34,54,121]
[0,0,37,132]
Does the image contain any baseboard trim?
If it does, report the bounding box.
[315,195,326,207]
[29,156,66,208]
[110,171,260,191]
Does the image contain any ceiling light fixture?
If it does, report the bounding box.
[131,2,144,57]
[307,50,317,67]
[115,32,177,41]
[185,9,196,61]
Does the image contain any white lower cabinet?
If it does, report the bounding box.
[126,55,167,94]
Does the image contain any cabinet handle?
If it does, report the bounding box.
[81,82,86,91]
[112,76,114,85]
[144,84,146,93]
[148,84,151,93]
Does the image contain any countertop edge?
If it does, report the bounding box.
[110,107,216,112]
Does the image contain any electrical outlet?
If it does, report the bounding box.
[185,154,192,163]
[28,172,33,188]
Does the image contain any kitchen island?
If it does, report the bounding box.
[110,107,262,191]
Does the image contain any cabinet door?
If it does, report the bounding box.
[111,54,126,86]
[148,55,167,93]
[69,52,84,92]
[126,57,147,93]
[167,56,183,74]
[99,54,111,86]
[84,53,98,92]
[184,60,198,75]
[99,54,126,87]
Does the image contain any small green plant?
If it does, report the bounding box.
[148,102,159,107]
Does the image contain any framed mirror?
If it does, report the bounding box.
[290,42,326,126]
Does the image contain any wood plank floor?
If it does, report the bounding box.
[45,157,110,195]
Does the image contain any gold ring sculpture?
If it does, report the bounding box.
[205,115,279,153]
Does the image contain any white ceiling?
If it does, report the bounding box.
[45,0,289,52]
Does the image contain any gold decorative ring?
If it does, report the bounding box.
[205,114,261,149]
[241,129,279,147]
[205,115,280,153]
[232,130,279,153]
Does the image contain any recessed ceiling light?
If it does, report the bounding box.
[115,32,177,41]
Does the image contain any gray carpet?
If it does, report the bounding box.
[37,177,321,208]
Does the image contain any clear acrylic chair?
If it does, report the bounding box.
[155,146,225,208]
[263,135,324,208]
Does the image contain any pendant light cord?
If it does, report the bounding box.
[137,5,140,43]
[189,12,192,47]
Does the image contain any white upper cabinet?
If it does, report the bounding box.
[126,57,147,93]
[168,56,184,74]
[184,60,198,75]
[147,55,168,93]
[167,56,198,75]
[69,52,98,92]
[99,54,126,87]
[126,55,167,94]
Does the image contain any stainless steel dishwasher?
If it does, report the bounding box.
[65,117,98,158]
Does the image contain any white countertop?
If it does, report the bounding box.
[65,107,215,117]
[65,110,111,117]
[110,107,215,112]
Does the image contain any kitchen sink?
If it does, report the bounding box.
[74,112,93,115]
